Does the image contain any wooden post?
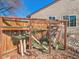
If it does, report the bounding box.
[41,31,43,40]
[0,18,3,59]
[64,22,67,49]
[23,39,27,53]
[19,31,24,56]
[20,39,24,56]
[0,44,2,59]
[29,20,32,49]
[47,21,51,54]
[0,30,2,59]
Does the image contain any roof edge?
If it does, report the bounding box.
[26,0,60,17]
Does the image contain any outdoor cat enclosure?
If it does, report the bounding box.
[0,16,67,57]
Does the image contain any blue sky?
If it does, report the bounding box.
[0,0,55,18]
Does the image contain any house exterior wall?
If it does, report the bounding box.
[31,0,79,33]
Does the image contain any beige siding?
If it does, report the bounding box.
[31,0,79,32]
[31,0,79,20]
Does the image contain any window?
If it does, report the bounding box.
[63,15,76,27]
[49,16,55,20]
[63,16,69,20]
[63,16,69,26]
[70,16,76,26]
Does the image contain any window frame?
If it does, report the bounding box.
[63,15,76,27]
[49,16,56,20]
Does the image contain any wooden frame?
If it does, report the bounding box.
[0,16,67,57]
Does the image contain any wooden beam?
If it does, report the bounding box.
[64,22,67,49]
[0,28,29,31]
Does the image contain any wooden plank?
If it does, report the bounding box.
[0,30,2,59]
[2,48,17,55]
[0,45,2,59]
[1,32,7,54]
[0,28,29,30]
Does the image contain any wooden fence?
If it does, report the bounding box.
[0,16,67,57]
[0,16,48,55]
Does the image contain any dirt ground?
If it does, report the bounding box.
[2,33,79,59]
[2,47,79,59]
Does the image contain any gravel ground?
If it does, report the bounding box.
[67,34,79,53]
[2,47,79,59]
